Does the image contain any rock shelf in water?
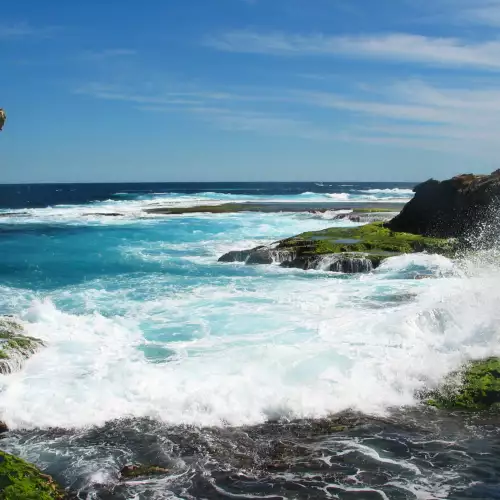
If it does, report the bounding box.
[145,202,403,216]
[120,464,171,479]
[219,222,453,272]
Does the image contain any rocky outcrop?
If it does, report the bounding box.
[219,222,453,273]
[427,358,500,411]
[120,464,170,479]
[313,209,399,224]
[387,171,500,238]
[0,317,44,374]
[0,451,68,499]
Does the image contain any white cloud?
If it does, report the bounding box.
[73,76,500,157]
[0,22,57,39]
[146,105,330,140]
[74,83,203,105]
[80,49,137,60]
[439,0,500,26]
[205,30,500,70]
[297,91,456,123]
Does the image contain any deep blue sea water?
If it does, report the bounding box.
[1,182,500,499]
[0,181,415,209]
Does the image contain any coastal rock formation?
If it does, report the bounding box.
[427,358,500,410]
[0,451,67,499]
[120,464,170,479]
[387,170,500,238]
[0,317,45,374]
[219,222,452,273]
[314,209,399,224]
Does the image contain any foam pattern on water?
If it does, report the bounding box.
[1,204,499,431]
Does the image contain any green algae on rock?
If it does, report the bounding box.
[0,317,45,375]
[279,222,453,255]
[427,358,500,410]
[0,451,66,500]
[145,202,404,216]
[219,222,453,272]
[120,464,170,479]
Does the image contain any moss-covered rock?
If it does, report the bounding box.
[0,451,66,499]
[0,317,45,375]
[427,358,500,410]
[145,203,404,216]
[219,222,453,272]
[120,464,170,479]
[281,222,453,255]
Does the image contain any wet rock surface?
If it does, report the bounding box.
[0,317,45,374]
[219,222,452,273]
[387,170,500,238]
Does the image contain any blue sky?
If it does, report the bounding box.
[2,0,500,183]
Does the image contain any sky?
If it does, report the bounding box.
[2,0,500,183]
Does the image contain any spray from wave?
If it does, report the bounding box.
[1,245,499,431]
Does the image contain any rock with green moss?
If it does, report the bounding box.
[0,451,67,499]
[0,317,45,375]
[120,464,170,479]
[219,222,453,273]
[427,358,500,410]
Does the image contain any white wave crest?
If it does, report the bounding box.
[358,188,414,195]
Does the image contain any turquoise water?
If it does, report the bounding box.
[1,186,499,432]
[3,184,500,498]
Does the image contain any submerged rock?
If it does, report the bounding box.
[0,451,67,499]
[120,464,170,479]
[0,317,45,374]
[82,212,123,217]
[331,210,399,224]
[387,170,500,238]
[428,358,500,410]
[219,222,452,273]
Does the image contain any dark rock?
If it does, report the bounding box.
[280,253,380,273]
[387,171,500,238]
[218,249,257,263]
[0,212,29,218]
[331,213,362,223]
[245,249,275,265]
[82,213,123,217]
[120,464,170,479]
[218,246,291,265]
[0,421,8,434]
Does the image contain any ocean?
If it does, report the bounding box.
[1,182,500,499]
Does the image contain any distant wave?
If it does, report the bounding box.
[357,188,414,195]
[325,193,351,201]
